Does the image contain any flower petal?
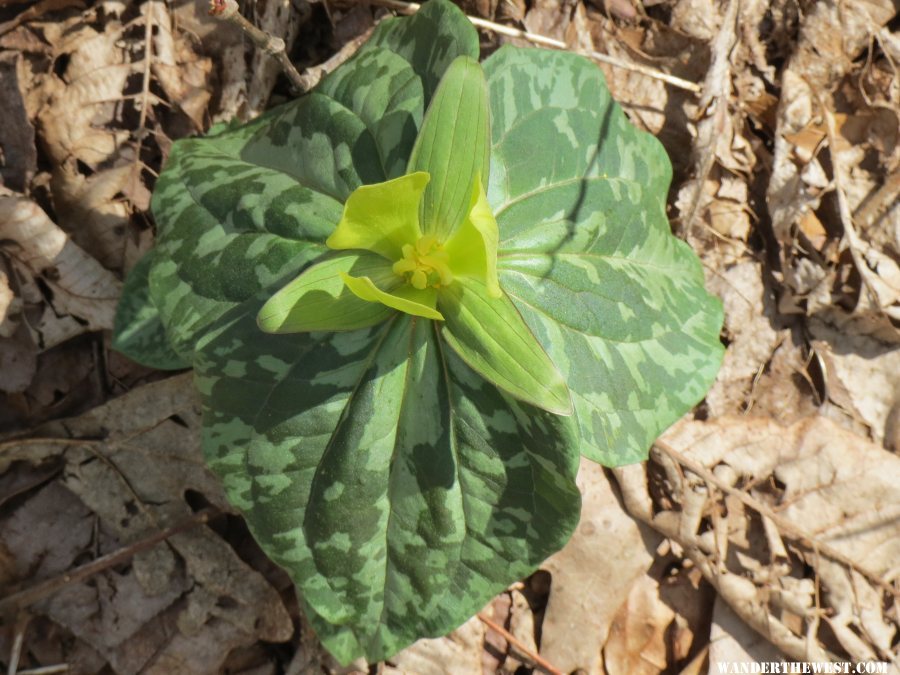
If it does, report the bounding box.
[326,172,429,260]
[444,175,501,297]
[258,252,396,333]
[438,277,571,415]
[340,272,444,321]
[407,55,490,241]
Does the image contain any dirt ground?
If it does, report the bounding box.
[1,0,899,672]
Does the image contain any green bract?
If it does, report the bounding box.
[113,0,724,664]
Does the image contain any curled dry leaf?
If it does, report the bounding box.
[602,574,674,675]
[0,374,293,673]
[147,0,213,131]
[0,191,120,345]
[809,319,900,448]
[675,0,758,249]
[767,0,900,340]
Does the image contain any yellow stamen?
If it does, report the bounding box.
[393,235,455,290]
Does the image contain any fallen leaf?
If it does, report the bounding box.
[0,375,294,672]
[603,574,673,675]
[387,614,486,674]
[0,51,37,191]
[539,459,660,674]
[0,191,121,343]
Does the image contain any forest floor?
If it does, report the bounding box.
[1,0,899,673]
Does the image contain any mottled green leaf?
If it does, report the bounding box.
[112,251,189,370]
[147,138,339,359]
[485,46,724,465]
[364,0,479,101]
[408,56,490,241]
[317,48,424,180]
[195,298,581,664]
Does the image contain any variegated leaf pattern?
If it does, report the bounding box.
[112,1,725,666]
[144,2,478,360]
[112,251,189,370]
[486,46,724,466]
[194,298,581,663]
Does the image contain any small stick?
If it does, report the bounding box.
[6,612,29,675]
[208,0,305,92]
[477,612,563,675]
[370,0,701,94]
[16,666,70,675]
[0,508,218,614]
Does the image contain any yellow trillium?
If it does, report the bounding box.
[257,170,500,332]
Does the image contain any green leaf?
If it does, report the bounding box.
[258,252,395,333]
[438,278,571,415]
[112,251,190,370]
[147,137,339,359]
[195,299,581,664]
[408,56,490,242]
[364,0,479,101]
[326,172,428,260]
[317,48,424,180]
[485,47,724,465]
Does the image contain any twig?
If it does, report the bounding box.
[369,0,701,93]
[15,666,69,675]
[208,0,305,92]
[6,612,29,675]
[653,439,900,599]
[477,612,563,675]
[0,508,218,615]
[681,0,739,236]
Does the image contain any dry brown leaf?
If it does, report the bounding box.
[0,324,38,394]
[809,319,900,448]
[704,261,781,417]
[0,191,120,345]
[148,0,212,130]
[523,0,580,42]
[650,415,900,662]
[708,596,784,664]
[603,574,673,675]
[590,16,669,135]
[499,589,537,673]
[538,459,660,674]
[0,266,18,336]
[386,614,486,674]
[0,375,293,672]
[767,0,899,340]
[0,51,37,191]
[35,21,137,268]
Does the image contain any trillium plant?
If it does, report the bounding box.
[114,0,724,664]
